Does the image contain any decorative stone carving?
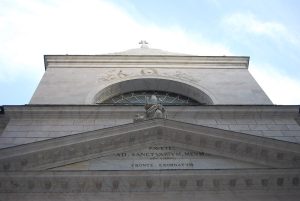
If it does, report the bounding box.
[293,177,299,186]
[0,170,299,193]
[261,149,268,157]
[129,136,136,144]
[179,180,187,188]
[98,70,132,82]
[98,68,199,84]
[277,153,284,160]
[185,135,192,142]
[199,137,207,146]
[61,181,68,190]
[27,180,35,190]
[44,181,52,190]
[146,180,153,189]
[10,180,19,188]
[245,146,252,154]
[196,179,203,187]
[215,140,222,148]
[133,114,145,123]
[163,180,171,188]
[3,163,10,171]
[213,179,220,188]
[129,180,137,189]
[261,179,268,186]
[245,179,253,187]
[141,68,158,75]
[277,178,284,186]
[230,143,238,152]
[133,95,167,122]
[95,181,102,190]
[112,180,119,190]
[145,95,167,119]
[229,179,236,187]
[21,159,28,167]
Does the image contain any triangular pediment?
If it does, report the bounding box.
[0,119,300,171]
[108,47,191,56]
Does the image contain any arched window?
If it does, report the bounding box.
[90,78,214,105]
[96,91,203,105]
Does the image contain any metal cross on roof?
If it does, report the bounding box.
[139,40,149,48]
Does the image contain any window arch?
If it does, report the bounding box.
[91,78,214,105]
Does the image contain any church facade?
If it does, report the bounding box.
[0,43,300,200]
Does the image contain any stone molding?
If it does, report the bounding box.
[44,55,249,69]
[3,105,300,119]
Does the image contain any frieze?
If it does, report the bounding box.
[98,68,198,83]
[100,69,132,81]
[0,169,299,193]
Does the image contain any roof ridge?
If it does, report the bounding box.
[107,47,193,56]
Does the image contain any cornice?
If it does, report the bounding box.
[3,105,299,119]
[44,55,249,70]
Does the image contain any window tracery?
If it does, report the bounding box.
[97,91,202,105]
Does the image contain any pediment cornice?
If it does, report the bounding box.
[4,105,300,119]
[0,119,300,171]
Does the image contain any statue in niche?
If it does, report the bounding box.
[133,95,167,122]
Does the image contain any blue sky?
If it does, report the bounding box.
[0,0,300,105]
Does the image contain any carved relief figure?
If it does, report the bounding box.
[99,68,198,84]
[100,70,130,81]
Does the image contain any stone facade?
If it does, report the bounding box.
[30,54,271,105]
[0,46,299,200]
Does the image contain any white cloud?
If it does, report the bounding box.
[223,12,299,45]
[0,0,231,83]
[250,62,300,105]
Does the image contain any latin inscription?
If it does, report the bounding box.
[113,146,205,159]
[89,145,211,170]
[56,145,263,170]
[131,162,194,169]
